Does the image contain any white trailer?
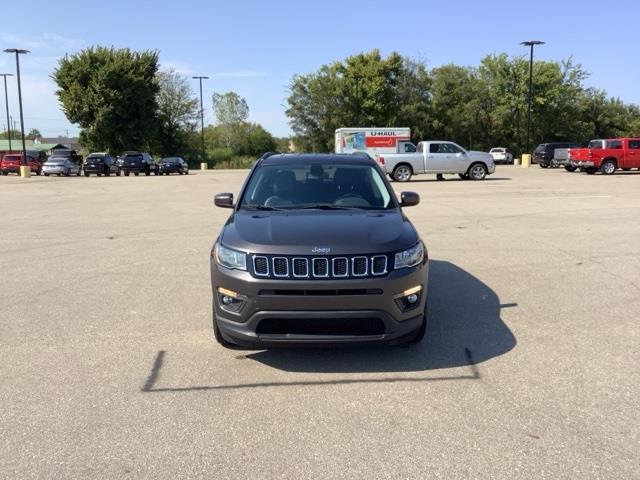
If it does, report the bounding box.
[334,128,415,159]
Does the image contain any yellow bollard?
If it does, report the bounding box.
[521,154,531,168]
[200,162,208,171]
[19,165,31,178]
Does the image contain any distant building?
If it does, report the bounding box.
[0,139,35,157]
[36,136,82,151]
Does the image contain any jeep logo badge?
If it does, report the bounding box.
[311,246,331,254]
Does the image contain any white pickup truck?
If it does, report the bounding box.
[379,140,496,181]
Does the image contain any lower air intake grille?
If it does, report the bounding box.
[256,317,386,336]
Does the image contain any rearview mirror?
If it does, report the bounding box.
[214,193,234,208]
[400,191,420,207]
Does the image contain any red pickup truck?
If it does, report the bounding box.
[569,138,640,174]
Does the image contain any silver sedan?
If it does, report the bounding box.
[42,159,81,177]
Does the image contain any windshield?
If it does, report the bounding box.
[162,157,180,162]
[240,163,394,210]
[533,144,547,153]
[124,155,143,161]
[86,156,103,162]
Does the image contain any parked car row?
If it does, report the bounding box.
[533,138,640,175]
[0,151,190,177]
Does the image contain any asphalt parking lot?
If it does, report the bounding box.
[1,166,639,479]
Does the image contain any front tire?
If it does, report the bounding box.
[124,171,130,176]
[585,167,597,175]
[564,165,577,172]
[600,160,616,175]
[468,163,487,180]
[539,163,549,169]
[84,172,90,177]
[458,173,469,180]
[392,164,412,182]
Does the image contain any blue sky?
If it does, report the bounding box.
[1,0,638,138]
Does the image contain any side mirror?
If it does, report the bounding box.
[400,191,420,207]
[214,192,234,208]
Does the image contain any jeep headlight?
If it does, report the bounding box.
[214,243,247,271]
[394,243,424,269]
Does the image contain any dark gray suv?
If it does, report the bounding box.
[210,153,429,348]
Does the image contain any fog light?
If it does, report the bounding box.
[217,287,247,313]
[394,285,423,313]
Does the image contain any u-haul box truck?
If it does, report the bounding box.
[334,128,415,158]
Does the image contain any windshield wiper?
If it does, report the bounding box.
[300,204,355,210]
[241,205,284,211]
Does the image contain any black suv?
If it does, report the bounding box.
[121,151,159,176]
[83,153,120,176]
[210,153,429,348]
[533,142,581,168]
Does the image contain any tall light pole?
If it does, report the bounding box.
[0,73,13,152]
[4,49,29,173]
[520,40,544,155]
[192,76,209,163]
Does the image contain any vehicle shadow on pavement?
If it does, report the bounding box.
[245,260,517,374]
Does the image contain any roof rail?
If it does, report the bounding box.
[259,151,280,160]
[349,151,375,160]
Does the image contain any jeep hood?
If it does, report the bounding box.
[220,210,419,256]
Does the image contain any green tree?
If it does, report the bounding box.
[155,69,199,157]
[212,91,249,149]
[26,128,42,140]
[275,137,291,153]
[0,129,21,140]
[53,46,159,153]
[232,122,277,156]
[286,50,431,152]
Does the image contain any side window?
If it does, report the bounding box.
[429,143,441,153]
[404,143,416,153]
[446,143,463,154]
[628,140,640,149]
[607,140,622,149]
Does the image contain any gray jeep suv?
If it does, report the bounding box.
[210,153,429,348]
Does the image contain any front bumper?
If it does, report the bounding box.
[43,167,66,174]
[211,258,429,347]
[159,165,182,173]
[83,165,107,173]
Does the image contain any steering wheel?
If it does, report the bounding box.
[334,194,370,207]
[264,196,292,207]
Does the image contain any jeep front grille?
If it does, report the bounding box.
[253,256,269,276]
[250,254,392,280]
